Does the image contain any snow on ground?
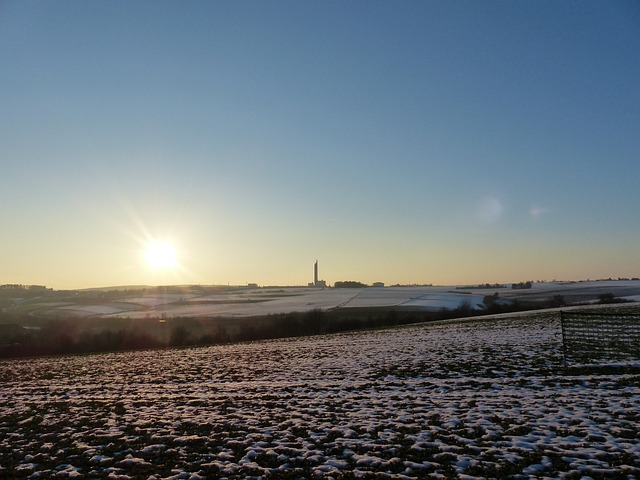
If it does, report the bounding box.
[125,293,198,307]
[1,312,638,479]
[54,304,133,317]
[340,287,486,310]
[107,289,363,319]
[337,287,435,308]
[105,287,490,319]
[17,280,640,319]
[399,293,486,311]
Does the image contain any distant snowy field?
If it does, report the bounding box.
[32,280,640,319]
[1,311,638,479]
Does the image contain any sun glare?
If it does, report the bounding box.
[145,240,177,270]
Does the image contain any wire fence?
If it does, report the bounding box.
[560,311,640,365]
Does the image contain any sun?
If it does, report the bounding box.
[145,240,177,270]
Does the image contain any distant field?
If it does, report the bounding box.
[2,280,640,320]
[1,309,638,478]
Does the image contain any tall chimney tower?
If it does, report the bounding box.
[314,260,318,286]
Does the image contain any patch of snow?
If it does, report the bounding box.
[0,312,638,478]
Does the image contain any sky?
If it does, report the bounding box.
[1,0,639,289]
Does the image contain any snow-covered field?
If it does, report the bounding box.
[18,280,640,320]
[1,312,638,479]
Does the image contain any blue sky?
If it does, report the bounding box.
[1,1,639,288]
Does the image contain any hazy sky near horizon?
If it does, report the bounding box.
[1,1,639,289]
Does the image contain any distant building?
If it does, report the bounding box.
[372,282,385,288]
[308,260,327,288]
